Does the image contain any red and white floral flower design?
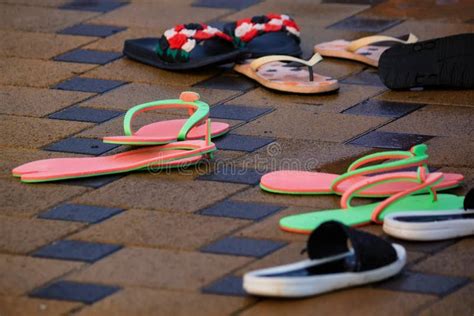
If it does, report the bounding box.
[234,14,300,43]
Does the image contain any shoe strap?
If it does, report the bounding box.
[347,33,418,52]
[340,166,443,224]
[330,144,429,194]
[249,53,323,82]
[123,91,209,141]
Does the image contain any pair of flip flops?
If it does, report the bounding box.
[13,92,226,183]
[259,145,465,233]
[317,32,474,89]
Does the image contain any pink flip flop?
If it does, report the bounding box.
[260,145,463,197]
[13,121,216,183]
[314,34,418,67]
[103,91,229,145]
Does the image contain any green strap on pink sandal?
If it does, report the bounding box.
[103,91,229,145]
[279,167,465,234]
[260,144,463,197]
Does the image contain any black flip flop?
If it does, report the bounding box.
[379,33,474,89]
[124,23,239,70]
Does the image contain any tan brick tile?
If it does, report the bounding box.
[419,283,474,316]
[236,207,314,242]
[79,83,241,111]
[0,216,84,254]
[230,84,386,113]
[375,89,474,108]
[233,108,388,142]
[425,137,474,168]
[88,3,230,28]
[0,4,98,32]
[0,115,92,148]
[380,105,474,138]
[0,30,95,60]
[240,288,436,316]
[412,238,474,278]
[0,254,83,295]
[0,178,89,217]
[0,148,85,179]
[71,209,249,250]
[233,138,373,172]
[0,85,94,117]
[83,58,220,86]
[76,287,252,316]
[66,247,251,290]
[0,296,81,316]
[233,186,342,209]
[73,177,247,212]
[382,20,474,41]
[0,58,95,88]
[84,27,157,53]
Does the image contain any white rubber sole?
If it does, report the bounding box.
[383,210,474,241]
[243,244,406,298]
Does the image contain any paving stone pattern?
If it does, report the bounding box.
[2,0,474,315]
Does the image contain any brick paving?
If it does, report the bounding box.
[0,0,473,315]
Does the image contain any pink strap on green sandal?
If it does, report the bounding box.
[103,92,229,145]
[279,167,465,234]
[13,120,216,183]
[260,144,463,197]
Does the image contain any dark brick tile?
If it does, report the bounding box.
[54,49,122,65]
[33,240,121,263]
[202,275,246,296]
[198,167,261,185]
[214,134,275,152]
[59,174,125,188]
[201,236,286,258]
[210,104,273,121]
[198,200,283,220]
[53,77,126,93]
[44,137,119,155]
[194,72,256,91]
[49,106,123,123]
[377,271,469,296]
[341,70,385,86]
[30,281,120,304]
[39,204,123,224]
[343,100,424,118]
[348,131,433,150]
[192,0,262,10]
[58,24,127,38]
[60,0,127,12]
[328,16,403,32]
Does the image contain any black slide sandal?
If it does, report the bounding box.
[244,221,405,298]
[379,33,474,89]
[123,23,239,70]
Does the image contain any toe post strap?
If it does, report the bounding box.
[306,221,398,271]
[249,53,323,82]
[347,33,418,52]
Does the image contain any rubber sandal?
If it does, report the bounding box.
[103,92,229,146]
[279,167,465,234]
[260,144,464,197]
[314,34,418,67]
[379,33,474,89]
[233,53,339,94]
[223,13,302,58]
[12,120,216,183]
[383,189,474,241]
[124,23,239,70]
[244,221,406,298]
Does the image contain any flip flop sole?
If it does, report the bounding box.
[379,33,474,89]
[279,194,464,234]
